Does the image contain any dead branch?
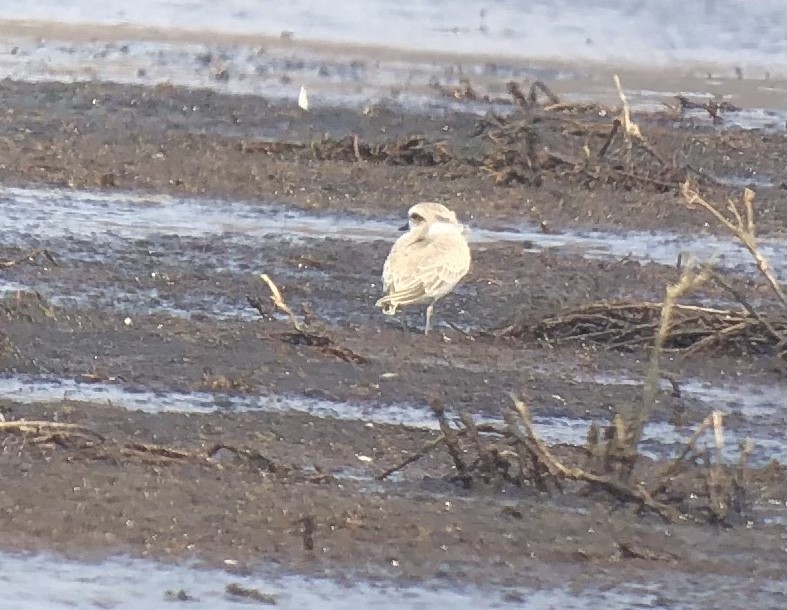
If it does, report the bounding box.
[598,119,621,158]
[375,422,501,481]
[650,413,716,495]
[225,583,277,605]
[376,434,446,480]
[674,95,740,123]
[504,407,552,491]
[258,273,304,331]
[613,74,667,167]
[506,81,530,110]
[636,266,711,449]
[383,396,754,525]
[709,270,784,344]
[430,399,468,481]
[508,395,678,521]
[121,442,196,461]
[0,418,329,482]
[680,182,787,308]
[0,420,104,446]
[431,78,486,102]
[528,80,561,106]
[249,275,367,364]
[0,249,58,269]
[496,298,784,358]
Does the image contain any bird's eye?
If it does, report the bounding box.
[409,213,425,223]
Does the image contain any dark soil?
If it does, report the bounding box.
[1,79,786,591]
[1,399,785,587]
[0,79,784,234]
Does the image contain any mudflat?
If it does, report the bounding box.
[0,75,785,596]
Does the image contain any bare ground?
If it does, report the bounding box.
[0,78,786,593]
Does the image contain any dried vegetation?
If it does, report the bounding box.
[375,76,785,525]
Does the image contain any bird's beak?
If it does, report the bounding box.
[398,223,409,231]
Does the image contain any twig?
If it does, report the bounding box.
[352,134,363,162]
[506,81,530,110]
[300,515,316,551]
[708,270,783,343]
[637,266,711,450]
[542,101,607,114]
[0,420,104,443]
[598,119,620,158]
[121,442,195,461]
[613,74,667,166]
[376,434,446,480]
[226,583,277,605]
[444,321,476,340]
[250,277,368,364]
[651,413,715,495]
[681,182,787,308]
[430,399,468,478]
[683,320,749,355]
[675,96,739,123]
[504,406,551,490]
[258,274,304,331]
[528,80,561,106]
[0,249,58,269]
[509,395,678,521]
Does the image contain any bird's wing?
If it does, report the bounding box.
[381,231,411,292]
[383,234,470,302]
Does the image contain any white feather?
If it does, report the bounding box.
[298,85,309,111]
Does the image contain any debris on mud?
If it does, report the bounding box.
[0,249,58,269]
[497,181,787,360]
[242,133,452,167]
[237,78,733,193]
[2,78,784,234]
[200,368,258,393]
[0,420,104,448]
[248,274,367,364]
[494,300,787,358]
[163,589,198,602]
[672,95,743,124]
[381,395,752,525]
[225,583,277,605]
[0,291,57,323]
[430,77,491,103]
[437,242,782,523]
[0,417,331,483]
[0,74,785,587]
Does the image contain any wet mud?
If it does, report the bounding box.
[1,397,785,588]
[0,77,786,600]
[0,79,785,234]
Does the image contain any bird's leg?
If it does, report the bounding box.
[424,303,434,335]
[399,310,409,332]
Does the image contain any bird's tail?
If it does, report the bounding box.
[375,295,398,315]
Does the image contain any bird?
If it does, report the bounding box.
[375,202,471,335]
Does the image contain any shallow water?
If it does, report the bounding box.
[589,372,787,463]
[0,0,783,75]
[4,186,785,277]
[0,34,785,128]
[0,3,785,125]
[0,551,521,610]
[2,550,784,610]
[0,374,781,465]
[590,372,787,422]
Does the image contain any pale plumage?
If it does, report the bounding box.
[376,202,471,334]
